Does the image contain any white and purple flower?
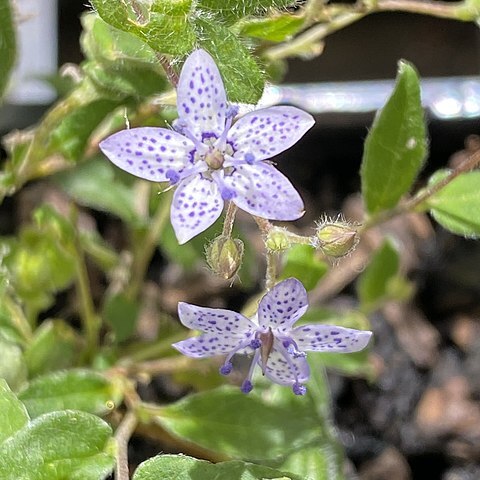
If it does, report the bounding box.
[99,49,314,244]
[172,278,372,395]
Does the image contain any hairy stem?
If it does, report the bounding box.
[222,201,238,237]
[115,412,138,480]
[157,53,180,87]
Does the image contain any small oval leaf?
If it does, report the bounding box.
[361,60,427,214]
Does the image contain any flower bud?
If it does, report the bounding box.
[316,219,358,258]
[265,227,291,252]
[206,235,244,280]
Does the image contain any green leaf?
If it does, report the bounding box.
[197,0,294,24]
[133,454,301,480]
[281,244,328,290]
[155,385,322,460]
[0,0,16,99]
[81,14,167,100]
[0,410,114,480]
[425,169,480,237]
[357,239,400,311]
[91,0,196,55]
[361,60,427,214]
[0,379,29,443]
[103,293,140,342]
[196,19,265,103]
[239,14,304,42]
[55,157,139,225]
[23,320,80,377]
[279,445,341,480]
[0,337,27,391]
[18,369,122,418]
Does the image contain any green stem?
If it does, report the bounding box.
[126,188,173,300]
[222,201,237,237]
[360,148,480,231]
[73,228,101,361]
[120,331,187,364]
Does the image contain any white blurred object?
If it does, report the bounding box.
[263,76,480,120]
[8,0,58,104]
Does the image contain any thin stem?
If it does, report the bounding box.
[265,252,278,290]
[253,215,273,235]
[71,210,100,361]
[285,231,317,246]
[375,0,473,19]
[222,201,238,237]
[115,412,138,480]
[126,189,173,300]
[157,53,179,87]
[361,148,480,231]
[120,356,196,376]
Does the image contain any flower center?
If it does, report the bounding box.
[204,148,225,170]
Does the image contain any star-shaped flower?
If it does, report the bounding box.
[172,278,372,395]
[99,49,315,244]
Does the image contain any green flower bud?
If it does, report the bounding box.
[206,235,244,280]
[316,219,358,258]
[265,228,291,252]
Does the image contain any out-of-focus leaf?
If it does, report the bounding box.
[0,380,29,444]
[103,293,140,342]
[197,0,294,24]
[281,244,328,291]
[279,445,341,480]
[23,320,80,377]
[239,14,304,42]
[357,239,400,312]
[91,0,196,55]
[0,337,27,391]
[18,369,122,418]
[81,14,167,99]
[361,60,427,214]
[154,385,322,460]
[0,410,115,480]
[424,169,480,238]
[55,158,139,225]
[196,19,265,103]
[0,294,32,345]
[0,0,16,99]
[133,454,301,480]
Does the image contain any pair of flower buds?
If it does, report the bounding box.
[100,49,371,395]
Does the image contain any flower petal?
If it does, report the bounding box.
[177,49,227,141]
[227,106,314,162]
[178,302,256,335]
[99,127,194,182]
[261,345,310,386]
[221,163,304,220]
[172,332,244,358]
[258,278,308,332]
[292,325,373,353]
[171,174,224,244]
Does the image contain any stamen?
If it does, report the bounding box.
[240,349,260,394]
[166,169,180,184]
[276,340,302,386]
[214,116,234,151]
[226,105,239,119]
[250,338,261,349]
[219,361,233,375]
[292,383,307,396]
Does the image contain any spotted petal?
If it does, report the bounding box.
[262,345,310,386]
[221,163,304,220]
[292,325,372,353]
[258,278,308,332]
[178,302,256,336]
[177,49,228,141]
[227,106,314,162]
[171,174,224,244]
[172,332,244,358]
[99,127,194,182]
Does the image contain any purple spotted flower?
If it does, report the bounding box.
[99,49,314,244]
[172,278,372,395]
